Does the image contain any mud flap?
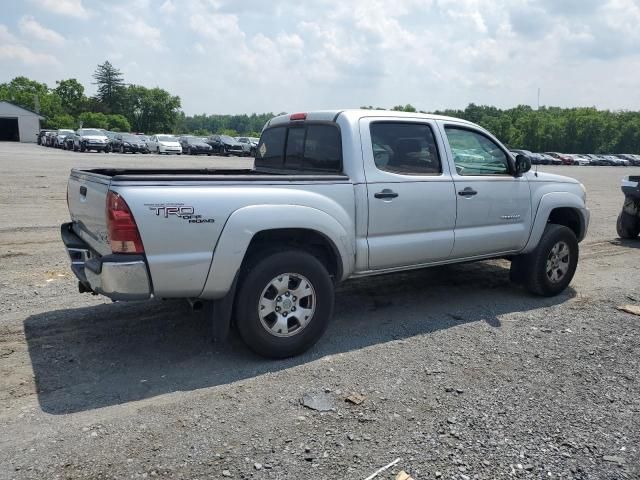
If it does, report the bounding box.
[204,273,239,343]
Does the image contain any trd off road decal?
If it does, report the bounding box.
[145,203,215,224]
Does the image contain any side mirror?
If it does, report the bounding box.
[515,154,531,177]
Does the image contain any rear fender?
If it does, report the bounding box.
[200,205,354,299]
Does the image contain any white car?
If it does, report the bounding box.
[148,134,182,155]
[568,154,591,166]
[54,129,75,148]
[74,128,110,152]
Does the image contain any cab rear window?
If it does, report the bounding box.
[255,124,342,173]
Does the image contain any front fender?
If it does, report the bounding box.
[200,204,354,299]
[522,192,590,254]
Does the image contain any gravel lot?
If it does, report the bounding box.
[0,143,639,479]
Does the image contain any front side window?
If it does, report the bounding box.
[445,127,510,176]
[370,122,441,175]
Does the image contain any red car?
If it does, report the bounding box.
[545,152,574,165]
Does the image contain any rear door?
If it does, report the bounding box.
[360,118,457,270]
[440,122,532,258]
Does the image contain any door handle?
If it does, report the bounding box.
[458,187,478,197]
[374,189,399,199]
[79,186,87,196]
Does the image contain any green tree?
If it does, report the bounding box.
[106,114,131,132]
[78,111,109,129]
[55,78,86,115]
[122,85,181,133]
[47,113,76,129]
[92,61,125,112]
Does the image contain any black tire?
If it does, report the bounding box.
[120,145,125,154]
[80,142,86,152]
[617,211,640,239]
[235,250,334,358]
[187,146,192,155]
[511,224,579,297]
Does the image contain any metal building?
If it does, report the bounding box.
[0,101,44,143]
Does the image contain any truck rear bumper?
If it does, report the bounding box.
[61,223,152,301]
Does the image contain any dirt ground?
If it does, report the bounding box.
[0,142,639,479]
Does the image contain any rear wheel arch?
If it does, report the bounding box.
[242,228,343,282]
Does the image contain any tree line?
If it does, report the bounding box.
[2,65,639,152]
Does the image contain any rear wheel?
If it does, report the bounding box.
[235,250,334,358]
[511,224,578,296]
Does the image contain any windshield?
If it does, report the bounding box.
[137,135,149,141]
[121,134,138,141]
[220,135,237,143]
[58,129,74,134]
[157,135,176,141]
[79,129,103,136]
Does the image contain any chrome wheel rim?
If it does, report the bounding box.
[258,273,316,337]
[546,241,570,283]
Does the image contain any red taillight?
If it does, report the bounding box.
[289,112,307,121]
[106,191,144,254]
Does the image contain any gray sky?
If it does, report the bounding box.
[2,0,640,114]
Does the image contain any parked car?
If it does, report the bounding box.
[147,134,182,154]
[236,136,259,156]
[136,134,151,148]
[62,109,589,358]
[53,129,75,148]
[510,149,536,163]
[74,128,110,152]
[179,136,213,155]
[37,129,55,145]
[44,131,58,147]
[585,154,610,166]
[613,154,639,166]
[538,153,560,165]
[545,152,574,165]
[112,133,150,154]
[601,154,629,166]
[63,133,77,151]
[567,154,591,166]
[205,134,244,156]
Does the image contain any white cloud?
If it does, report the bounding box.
[160,0,176,14]
[0,25,59,65]
[31,0,91,18]
[129,19,163,51]
[4,0,640,113]
[18,16,65,45]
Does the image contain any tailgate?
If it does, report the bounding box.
[67,170,112,256]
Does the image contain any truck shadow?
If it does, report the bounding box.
[24,260,575,414]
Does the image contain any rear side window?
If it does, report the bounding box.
[255,124,342,173]
[370,122,441,175]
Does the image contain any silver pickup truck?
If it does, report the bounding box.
[62,110,589,358]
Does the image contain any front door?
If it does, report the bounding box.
[361,118,457,270]
[441,123,532,258]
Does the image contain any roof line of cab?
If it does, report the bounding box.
[264,109,475,129]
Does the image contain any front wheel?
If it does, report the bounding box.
[235,250,334,358]
[511,224,579,297]
[617,211,640,239]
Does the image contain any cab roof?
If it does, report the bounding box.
[265,109,475,128]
